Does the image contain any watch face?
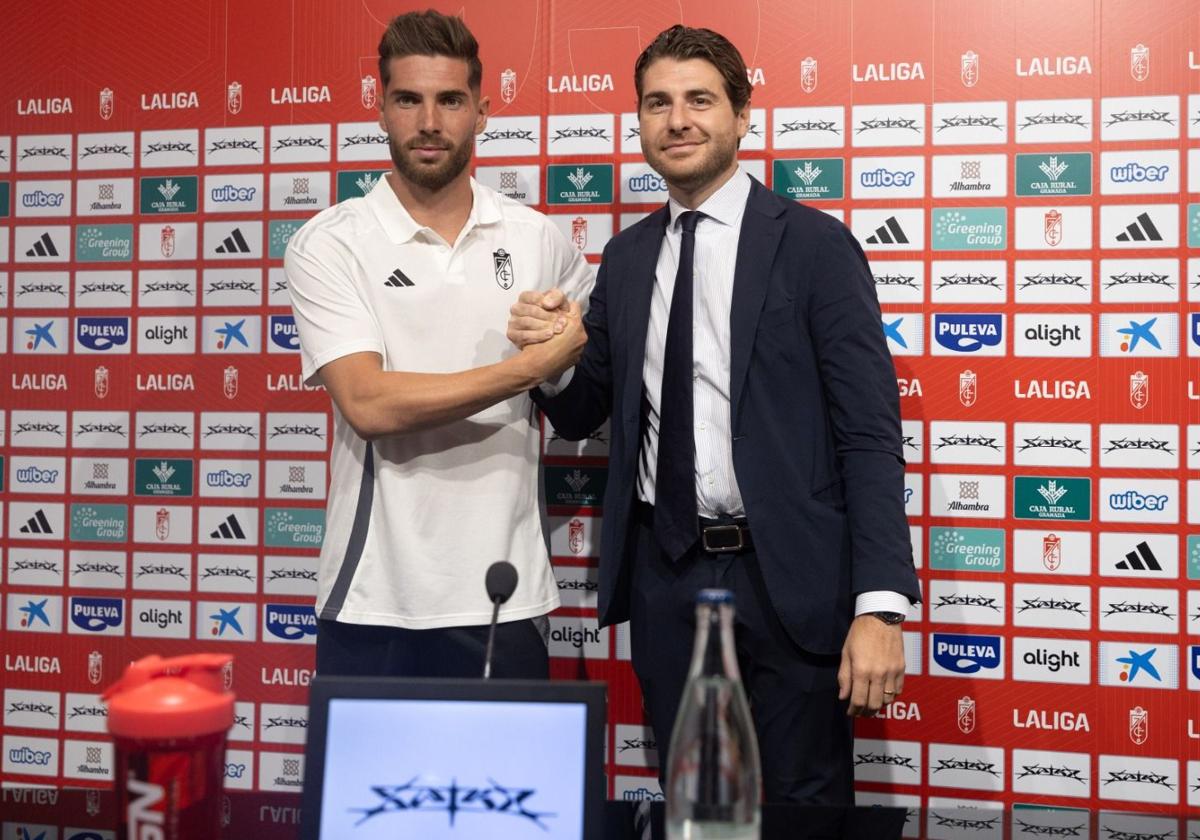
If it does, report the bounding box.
[874,611,904,624]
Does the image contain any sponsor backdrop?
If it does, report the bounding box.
[0,0,1198,832]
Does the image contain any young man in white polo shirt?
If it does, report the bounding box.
[284,10,592,678]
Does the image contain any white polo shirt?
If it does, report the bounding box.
[285,176,594,629]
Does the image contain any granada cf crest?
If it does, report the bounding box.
[86,789,101,817]
[1129,705,1148,745]
[800,57,818,94]
[94,365,110,399]
[960,51,979,88]
[156,507,170,541]
[227,81,243,115]
[221,795,233,828]
[1043,209,1063,247]
[500,68,517,104]
[493,248,515,289]
[361,75,378,109]
[222,660,234,690]
[1129,370,1149,409]
[1042,533,1061,571]
[958,370,977,407]
[99,87,114,120]
[88,650,103,686]
[568,518,585,554]
[1130,44,1149,82]
[223,365,239,399]
[160,225,176,258]
[571,216,588,251]
[957,696,976,734]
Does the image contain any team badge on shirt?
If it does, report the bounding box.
[493,248,515,289]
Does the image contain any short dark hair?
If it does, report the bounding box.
[378,10,482,92]
[634,25,751,112]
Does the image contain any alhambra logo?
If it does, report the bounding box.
[567,167,593,191]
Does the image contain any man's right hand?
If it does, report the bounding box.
[508,288,570,348]
[518,300,585,382]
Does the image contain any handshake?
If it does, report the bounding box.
[507,288,586,384]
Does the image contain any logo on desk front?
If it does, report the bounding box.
[352,778,553,828]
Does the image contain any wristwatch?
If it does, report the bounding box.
[869,611,905,625]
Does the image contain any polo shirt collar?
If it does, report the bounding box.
[367,174,502,244]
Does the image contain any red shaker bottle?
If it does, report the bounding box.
[103,653,234,840]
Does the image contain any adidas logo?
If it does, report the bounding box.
[215,228,252,254]
[25,232,60,258]
[1115,541,1162,572]
[19,509,54,535]
[209,514,247,540]
[1115,212,1163,242]
[865,216,910,245]
[384,268,415,288]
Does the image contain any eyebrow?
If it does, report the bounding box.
[390,87,470,99]
[642,87,720,102]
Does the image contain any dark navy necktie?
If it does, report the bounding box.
[654,210,702,560]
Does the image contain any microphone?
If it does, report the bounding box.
[482,561,518,679]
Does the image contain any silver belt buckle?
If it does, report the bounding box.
[702,524,744,553]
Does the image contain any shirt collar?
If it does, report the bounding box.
[367,175,502,245]
[666,168,751,231]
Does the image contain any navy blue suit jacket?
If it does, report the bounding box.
[536,178,920,655]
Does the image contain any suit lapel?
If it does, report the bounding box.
[621,208,670,426]
[729,180,786,424]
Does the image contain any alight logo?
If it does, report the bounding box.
[547,164,613,205]
[1015,152,1091,196]
[773,158,844,200]
[932,314,1004,354]
[131,599,190,639]
[932,208,1005,250]
[68,597,124,635]
[139,176,198,214]
[931,633,1003,678]
[264,508,324,548]
[929,527,1005,571]
[1014,476,1091,522]
[263,603,317,644]
[70,504,128,543]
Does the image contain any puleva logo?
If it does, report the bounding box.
[76,317,130,351]
[772,158,845,200]
[264,508,324,548]
[933,314,1004,353]
[547,164,614,205]
[69,503,129,543]
[932,632,1002,674]
[76,224,133,262]
[70,596,124,633]
[929,527,1005,571]
[268,314,300,351]
[932,208,1006,250]
[264,603,317,642]
[1013,476,1091,521]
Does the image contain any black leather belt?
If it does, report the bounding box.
[635,502,754,554]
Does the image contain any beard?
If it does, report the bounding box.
[643,129,738,194]
[389,132,474,191]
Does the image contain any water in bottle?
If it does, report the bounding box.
[666,588,761,840]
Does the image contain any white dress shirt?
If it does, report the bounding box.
[637,170,910,620]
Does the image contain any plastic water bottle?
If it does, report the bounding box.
[104,653,234,840]
[666,589,761,840]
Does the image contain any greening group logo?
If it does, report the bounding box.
[76,224,133,262]
[547,164,613,205]
[269,220,305,259]
[772,158,844,200]
[70,504,128,543]
[1014,476,1091,522]
[933,207,1006,250]
[929,527,1005,571]
[1189,204,1200,248]
[264,508,325,548]
[1188,535,1200,580]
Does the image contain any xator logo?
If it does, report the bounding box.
[353,778,553,829]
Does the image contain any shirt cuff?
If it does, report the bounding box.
[536,366,574,397]
[854,591,912,620]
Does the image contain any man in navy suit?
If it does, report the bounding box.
[510,25,920,803]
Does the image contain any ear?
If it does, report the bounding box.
[475,93,490,135]
[735,99,751,140]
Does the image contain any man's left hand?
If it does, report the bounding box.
[837,614,905,717]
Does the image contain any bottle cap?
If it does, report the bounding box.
[696,588,735,605]
[103,653,234,740]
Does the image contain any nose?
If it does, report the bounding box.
[666,99,691,133]
[418,100,441,134]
